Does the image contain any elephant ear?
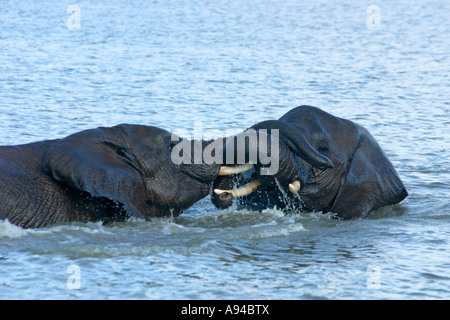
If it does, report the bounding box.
[42,125,148,219]
[330,126,408,219]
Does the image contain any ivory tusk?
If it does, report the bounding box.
[288,180,301,194]
[214,180,261,198]
[218,164,254,176]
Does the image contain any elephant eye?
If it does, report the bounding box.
[104,142,131,159]
[317,141,329,153]
[117,148,128,158]
[114,145,133,160]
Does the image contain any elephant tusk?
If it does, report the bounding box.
[218,164,254,176]
[288,180,301,194]
[214,180,261,198]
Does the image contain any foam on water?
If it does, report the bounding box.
[1,0,449,299]
[0,220,29,239]
[0,219,117,239]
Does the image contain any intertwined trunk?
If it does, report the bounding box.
[211,120,334,210]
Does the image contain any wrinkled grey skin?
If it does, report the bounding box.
[212,106,408,219]
[0,106,408,228]
[0,125,220,228]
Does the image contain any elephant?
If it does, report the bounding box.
[211,105,408,219]
[0,124,237,228]
[0,106,408,228]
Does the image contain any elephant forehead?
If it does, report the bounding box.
[281,120,329,143]
[280,105,353,135]
[301,116,358,143]
[282,118,359,162]
[114,124,171,141]
[112,124,173,152]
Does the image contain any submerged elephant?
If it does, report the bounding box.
[212,105,408,219]
[0,124,238,228]
[1,106,407,228]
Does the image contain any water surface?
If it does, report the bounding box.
[0,0,449,299]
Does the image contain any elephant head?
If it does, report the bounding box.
[212,106,408,219]
[41,124,227,220]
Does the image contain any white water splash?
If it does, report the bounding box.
[0,219,114,239]
[0,220,29,239]
[274,177,305,212]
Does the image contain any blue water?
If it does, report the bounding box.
[0,0,449,299]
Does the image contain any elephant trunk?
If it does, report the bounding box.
[177,139,222,182]
[211,174,235,209]
[211,120,334,207]
[250,120,333,170]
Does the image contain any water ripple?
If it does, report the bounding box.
[1,0,449,299]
